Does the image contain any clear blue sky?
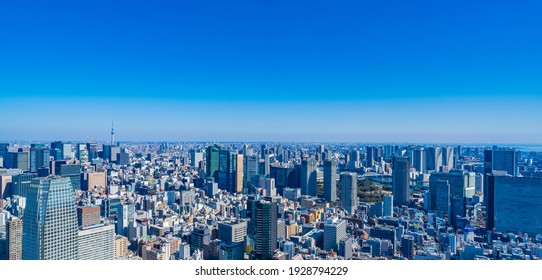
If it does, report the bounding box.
[1,1,541,143]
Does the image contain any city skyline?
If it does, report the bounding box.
[2,1,542,143]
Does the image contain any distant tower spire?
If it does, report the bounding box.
[110,121,115,145]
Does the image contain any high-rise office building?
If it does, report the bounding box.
[412,148,426,172]
[442,147,455,171]
[116,203,136,236]
[218,150,237,193]
[392,156,410,206]
[218,221,247,243]
[430,180,451,215]
[339,172,357,214]
[301,158,317,196]
[485,148,518,177]
[270,165,295,195]
[348,150,360,170]
[260,178,276,197]
[491,176,542,236]
[0,144,9,167]
[86,143,98,161]
[264,154,275,176]
[256,197,277,260]
[115,236,129,258]
[76,143,89,168]
[5,217,23,260]
[50,141,65,160]
[244,154,260,189]
[426,147,443,172]
[205,144,221,181]
[323,159,337,202]
[190,149,204,168]
[30,144,50,173]
[401,235,415,259]
[9,150,29,171]
[383,194,393,217]
[10,172,36,198]
[22,177,78,260]
[78,224,115,260]
[76,206,101,228]
[191,225,211,254]
[235,153,244,193]
[429,171,472,226]
[60,164,81,190]
[323,218,347,252]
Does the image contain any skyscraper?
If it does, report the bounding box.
[492,176,542,236]
[50,141,65,160]
[205,144,221,181]
[22,177,78,260]
[323,159,337,202]
[218,150,237,193]
[30,144,50,173]
[190,149,204,168]
[323,218,347,252]
[401,235,415,259]
[392,156,410,206]
[75,143,89,168]
[256,197,277,260]
[86,143,98,161]
[426,147,443,172]
[442,147,455,171]
[486,148,518,176]
[348,150,360,170]
[301,158,317,196]
[429,171,471,226]
[5,217,23,260]
[339,172,357,214]
[412,148,426,172]
[383,194,393,217]
[235,153,244,193]
[244,154,260,190]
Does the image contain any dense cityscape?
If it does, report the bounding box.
[1,126,541,260]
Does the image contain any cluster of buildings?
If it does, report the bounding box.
[0,133,541,260]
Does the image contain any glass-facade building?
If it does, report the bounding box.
[493,176,542,236]
[22,177,78,260]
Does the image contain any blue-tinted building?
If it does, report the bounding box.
[22,177,78,260]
